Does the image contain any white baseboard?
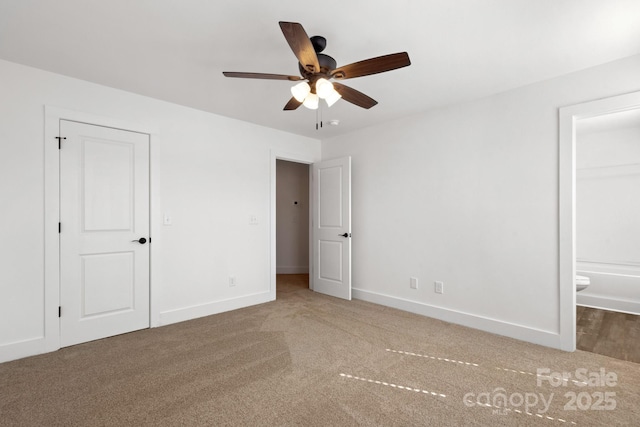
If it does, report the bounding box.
[577,294,640,315]
[352,288,563,350]
[276,266,309,274]
[1,293,274,364]
[1,289,569,364]
[0,336,46,364]
[158,291,273,326]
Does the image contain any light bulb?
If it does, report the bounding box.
[315,78,334,99]
[303,93,319,110]
[291,82,310,102]
[324,89,342,107]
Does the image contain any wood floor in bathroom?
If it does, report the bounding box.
[577,306,640,364]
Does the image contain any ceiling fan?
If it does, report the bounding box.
[223,21,411,111]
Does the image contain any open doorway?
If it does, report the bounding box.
[559,90,640,352]
[276,160,310,295]
[574,108,640,363]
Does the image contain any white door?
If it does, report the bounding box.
[59,120,150,347]
[312,157,352,300]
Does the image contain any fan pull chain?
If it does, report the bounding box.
[314,104,326,130]
[315,104,324,130]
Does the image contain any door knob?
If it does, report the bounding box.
[132,237,147,244]
[339,233,350,238]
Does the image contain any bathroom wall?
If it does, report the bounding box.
[276,160,310,274]
[576,110,640,315]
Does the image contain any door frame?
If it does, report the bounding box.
[558,90,640,351]
[44,106,160,353]
[269,150,316,300]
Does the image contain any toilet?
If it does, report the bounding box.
[576,275,590,292]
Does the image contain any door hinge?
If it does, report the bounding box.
[58,306,61,318]
[58,222,61,233]
[55,136,66,149]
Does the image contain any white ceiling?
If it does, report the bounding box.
[1,0,640,139]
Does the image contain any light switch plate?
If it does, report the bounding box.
[434,281,444,294]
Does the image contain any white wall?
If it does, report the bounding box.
[322,54,640,349]
[576,119,640,314]
[3,54,640,362]
[0,59,320,362]
[276,160,309,274]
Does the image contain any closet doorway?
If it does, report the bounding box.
[275,160,310,294]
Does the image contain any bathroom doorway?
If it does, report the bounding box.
[559,90,640,352]
[574,109,640,362]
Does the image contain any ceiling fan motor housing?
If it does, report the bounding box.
[310,35,327,53]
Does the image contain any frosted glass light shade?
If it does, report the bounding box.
[324,89,342,107]
[303,93,319,110]
[315,78,334,99]
[291,82,311,102]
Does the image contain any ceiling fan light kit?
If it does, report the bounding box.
[290,78,341,110]
[222,21,411,113]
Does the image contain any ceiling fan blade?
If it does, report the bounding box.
[223,72,303,81]
[333,83,378,109]
[331,52,411,80]
[283,97,303,111]
[279,21,320,73]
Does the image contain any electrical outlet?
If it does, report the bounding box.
[434,281,444,294]
[410,277,418,289]
[249,215,258,225]
[229,276,236,287]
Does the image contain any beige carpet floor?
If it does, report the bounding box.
[1,274,638,426]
